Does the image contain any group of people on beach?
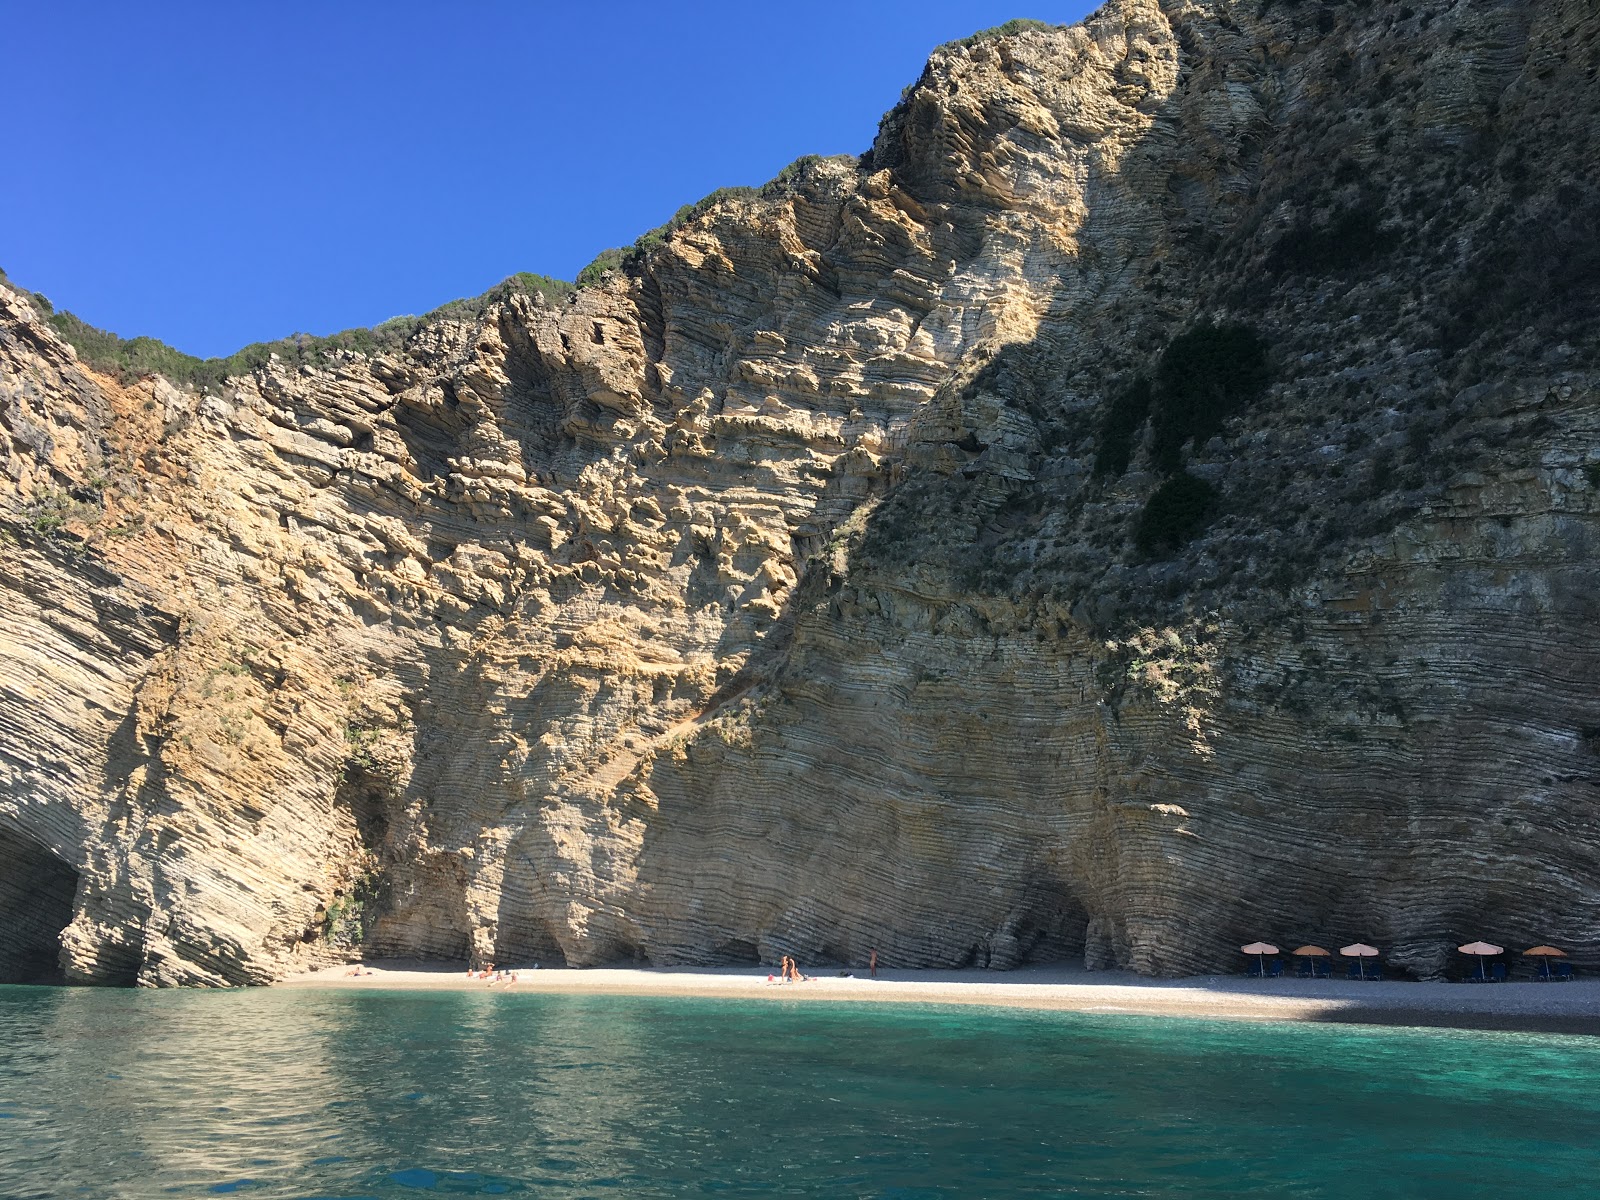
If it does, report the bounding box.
[344,951,883,987]
[468,963,520,985]
[769,955,809,983]
[768,950,880,983]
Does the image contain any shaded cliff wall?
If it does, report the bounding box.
[1,0,1597,983]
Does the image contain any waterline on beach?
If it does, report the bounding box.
[283,960,1600,1036]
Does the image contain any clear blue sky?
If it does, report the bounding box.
[3,2,1097,359]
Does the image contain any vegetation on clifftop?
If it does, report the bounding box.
[936,18,1055,52]
[7,147,861,385]
[1,265,574,390]
[575,186,758,287]
[576,154,855,286]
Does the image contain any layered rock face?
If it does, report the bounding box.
[3,0,1598,985]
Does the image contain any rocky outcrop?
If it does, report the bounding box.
[2,0,1598,984]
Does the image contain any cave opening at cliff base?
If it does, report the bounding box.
[0,825,80,984]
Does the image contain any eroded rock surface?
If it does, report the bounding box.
[3,0,1598,984]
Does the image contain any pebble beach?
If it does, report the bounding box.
[281,960,1600,1035]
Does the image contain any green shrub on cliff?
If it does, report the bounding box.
[576,155,856,288]
[1095,323,1270,479]
[321,862,388,950]
[940,19,1055,52]
[1135,471,1219,556]
[1149,322,1271,474]
[1267,202,1397,276]
[44,309,215,384]
[576,247,630,287]
[1094,377,1153,476]
[760,154,824,195]
[577,186,761,285]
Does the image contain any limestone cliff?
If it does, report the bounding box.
[3,0,1598,985]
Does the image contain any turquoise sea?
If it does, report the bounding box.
[0,985,1596,1198]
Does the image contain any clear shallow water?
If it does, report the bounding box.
[0,986,1596,1199]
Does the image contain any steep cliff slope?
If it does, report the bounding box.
[3,0,1597,985]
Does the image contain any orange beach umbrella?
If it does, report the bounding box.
[1523,945,1566,980]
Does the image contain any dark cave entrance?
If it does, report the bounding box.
[0,827,79,984]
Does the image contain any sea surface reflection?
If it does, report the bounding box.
[1,984,1597,1197]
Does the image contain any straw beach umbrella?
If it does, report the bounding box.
[1240,942,1279,977]
[1457,941,1504,981]
[1340,943,1380,980]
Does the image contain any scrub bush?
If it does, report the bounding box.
[1150,322,1270,474]
[1094,377,1153,476]
[1135,471,1220,555]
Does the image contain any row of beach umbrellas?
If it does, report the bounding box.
[1241,941,1379,978]
[1455,941,1568,980]
[1241,941,1569,980]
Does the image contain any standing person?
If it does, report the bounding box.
[781,955,793,982]
[869,948,878,980]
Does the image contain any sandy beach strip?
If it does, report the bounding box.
[279,961,1600,1036]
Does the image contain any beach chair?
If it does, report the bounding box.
[1554,962,1574,981]
[1267,958,1284,978]
[1296,958,1314,978]
[1313,959,1331,979]
[1490,962,1508,983]
[1346,962,1363,981]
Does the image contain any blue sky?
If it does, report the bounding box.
[4,2,1097,358]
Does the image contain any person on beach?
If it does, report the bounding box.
[870,948,878,980]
